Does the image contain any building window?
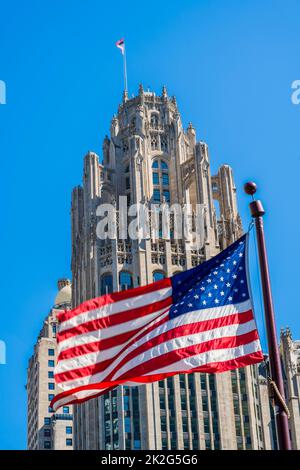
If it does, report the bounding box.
[63,406,69,414]
[66,438,72,446]
[44,429,51,437]
[48,360,54,367]
[163,190,170,202]
[48,382,55,390]
[153,188,161,203]
[48,394,54,401]
[162,172,169,185]
[66,426,72,435]
[119,271,133,291]
[151,134,159,150]
[48,371,54,379]
[161,134,168,153]
[152,172,159,185]
[153,271,165,282]
[48,406,53,413]
[48,349,55,356]
[44,441,51,449]
[152,160,170,205]
[44,417,51,425]
[100,273,113,295]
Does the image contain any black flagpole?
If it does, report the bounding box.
[244,182,291,450]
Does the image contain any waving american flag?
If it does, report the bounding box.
[51,234,263,411]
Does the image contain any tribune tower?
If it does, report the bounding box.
[71,86,272,449]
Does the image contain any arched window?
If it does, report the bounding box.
[119,271,133,291]
[100,274,113,295]
[152,159,170,204]
[153,271,165,282]
[150,114,159,129]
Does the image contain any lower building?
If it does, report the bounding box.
[280,328,300,449]
[27,279,74,450]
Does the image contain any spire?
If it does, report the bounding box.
[138,83,144,96]
[162,85,168,99]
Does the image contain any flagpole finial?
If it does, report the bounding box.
[244,181,257,196]
[244,182,265,217]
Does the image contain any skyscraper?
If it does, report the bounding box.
[27,279,74,450]
[71,86,272,449]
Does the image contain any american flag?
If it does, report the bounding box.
[51,234,263,411]
[116,38,125,55]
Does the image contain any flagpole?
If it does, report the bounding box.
[123,45,128,93]
[244,181,291,450]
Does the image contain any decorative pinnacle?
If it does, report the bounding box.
[138,83,144,95]
[162,85,167,98]
[244,181,257,196]
[122,89,128,102]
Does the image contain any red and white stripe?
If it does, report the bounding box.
[51,277,263,411]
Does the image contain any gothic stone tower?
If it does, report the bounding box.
[71,86,269,450]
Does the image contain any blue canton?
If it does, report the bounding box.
[170,234,250,319]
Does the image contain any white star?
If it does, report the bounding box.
[220,291,224,296]
[208,292,212,297]
[207,279,212,283]
[180,302,184,305]
[188,303,193,307]
[228,296,233,301]
[239,266,243,271]
[226,282,231,287]
[173,309,178,313]
[240,280,244,284]
[214,299,219,304]
[226,269,230,273]
[233,260,237,265]
[213,271,218,275]
[200,287,205,291]
[194,294,199,299]
[234,288,238,293]
[220,264,224,267]
[242,293,246,297]
[232,274,237,279]
[214,284,218,289]
[239,253,243,258]
[178,280,182,285]
[220,276,224,281]
[202,300,207,305]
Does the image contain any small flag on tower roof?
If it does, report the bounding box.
[116,38,125,55]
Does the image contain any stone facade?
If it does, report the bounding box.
[280,328,300,449]
[27,280,74,450]
[71,86,272,450]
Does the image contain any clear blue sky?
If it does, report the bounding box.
[0,0,299,449]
